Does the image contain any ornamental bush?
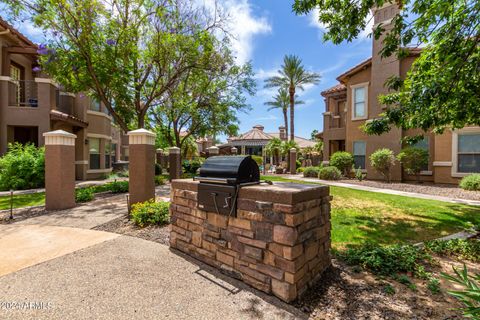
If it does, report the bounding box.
[155,163,162,175]
[75,187,94,203]
[131,200,170,227]
[303,166,320,178]
[459,174,480,191]
[370,148,396,182]
[182,158,204,174]
[297,166,305,173]
[318,166,342,180]
[330,151,354,176]
[397,147,429,182]
[0,143,45,191]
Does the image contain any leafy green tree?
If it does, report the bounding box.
[3,0,229,131]
[281,140,299,157]
[293,0,480,135]
[397,147,429,182]
[264,88,304,139]
[370,148,396,182]
[311,129,319,140]
[150,38,255,151]
[264,55,320,141]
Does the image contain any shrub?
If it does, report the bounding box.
[117,170,129,178]
[330,151,354,176]
[296,159,302,169]
[459,174,480,191]
[338,242,430,276]
[370,148,396,182]
[0,143,45,191]
[108,180,129,193]
[155,175,166,186]
[251,155,263,166]
[355,167,365,181]
[155,163,162,175]
[76,188,94,203]
[303,166,320,178]
[131,199,170,227]
[318,166,342,180]
[182,158,203,174]
[397,147,428,182]
[424,239,480,262]
[427,278,441,294]
[442,265,480,318]
[297,167,306,173]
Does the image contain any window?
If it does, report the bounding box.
[457,133,480,173]
[10,64,23,106]
[352,84,367,120]
[353,141,366,169]
[414,137,429,171]
[105,142,111,168]
[90,98,101,112]
[111,143,117,164]
[89,138,100,169]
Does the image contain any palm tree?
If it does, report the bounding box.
[264,88,304,139]
[265,137,283,165]
[265,55,321,141]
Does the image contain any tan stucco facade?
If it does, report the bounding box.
[0,18,128,181]
[321,3,479,184]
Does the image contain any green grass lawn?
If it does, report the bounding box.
[0,192,45,210]
[262,175,480,249]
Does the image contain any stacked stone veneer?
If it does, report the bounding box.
[169,180,332,302]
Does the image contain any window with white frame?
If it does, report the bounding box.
[353,141,366,169]
[352,84,367,120]
[457,133,480,173]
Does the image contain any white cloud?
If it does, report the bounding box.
[309,8,373,41]
[254,67,278,80]
[200,0,271,64]
[15,20,46,43]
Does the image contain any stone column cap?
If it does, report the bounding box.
[290,148,297,152]
[156,148,164,153]
[43,130,77,146]
[169,147,181,154]
[127,129,156,145]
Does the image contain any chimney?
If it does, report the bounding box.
[279,126,287,141]
[371,3,401,115]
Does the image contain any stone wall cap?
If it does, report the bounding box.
[171,179,329,205]
[169,147,181,154]
[127,128,156,137]
[43,130,77,138]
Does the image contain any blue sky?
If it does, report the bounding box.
[7,0,374,141]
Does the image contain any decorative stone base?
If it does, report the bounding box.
[169,180,332,302]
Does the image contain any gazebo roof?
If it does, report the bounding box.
[230,125,272,142]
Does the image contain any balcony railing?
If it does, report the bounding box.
[329,113,345,129]
[58,94,75,115]
[8,80,38,108]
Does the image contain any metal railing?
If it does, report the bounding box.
[8,80,38,108]
[57,94,75,116]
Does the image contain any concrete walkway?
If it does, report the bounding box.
[283,174,480,206]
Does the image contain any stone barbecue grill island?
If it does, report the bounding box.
[169,179,332,302]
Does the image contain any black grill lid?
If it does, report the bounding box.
[198,155,260,185]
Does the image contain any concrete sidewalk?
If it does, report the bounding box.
[0,234,303,319]
[283,174,480,206]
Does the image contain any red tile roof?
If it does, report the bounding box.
[336,58,372,82]
[0,16,37,48]
[320,83,346,97]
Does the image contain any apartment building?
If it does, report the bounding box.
[0,17,128,180]
[320,3,479,184]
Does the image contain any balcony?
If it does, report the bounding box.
[323,112,346,141]
[8,80,38,108]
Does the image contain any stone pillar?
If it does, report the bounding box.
[207,146,219,158]
[127,129,156,206]
[169,147,181,181]
[43,130,76,211]
[289,148,297,174]
[231,147,238,155]
[156,149,163,164]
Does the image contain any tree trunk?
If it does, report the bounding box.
[289,86,295,141]
[283,108,289,139]
[137,109,146,128]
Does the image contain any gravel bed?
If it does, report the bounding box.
[93,215,170,246]
[339,179,480,201]
[295,259,466,320]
